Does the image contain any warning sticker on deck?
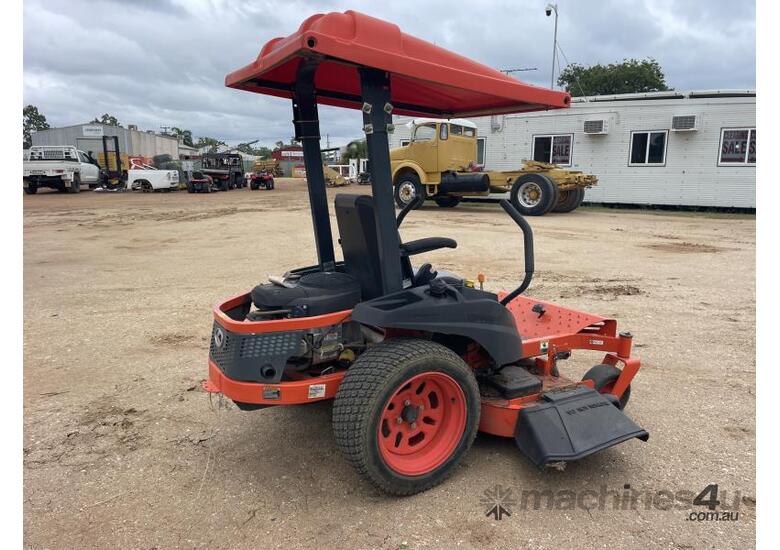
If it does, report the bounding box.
[308,384,326,399]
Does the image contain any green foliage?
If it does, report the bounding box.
[557,58,671,97]
[91,113,122,127]
[341,139,367,163]
[194,136,226,152]
[23,105,50,148]
[235,143,272,158]
[170,127,194,147]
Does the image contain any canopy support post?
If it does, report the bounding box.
[359,68,403,295]
[293,60,336,271]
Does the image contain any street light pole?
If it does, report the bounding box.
[546,3,559,89]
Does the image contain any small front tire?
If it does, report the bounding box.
[582,364,631,410]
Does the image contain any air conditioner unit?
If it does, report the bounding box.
[583,119,608,134]
[671,115,697,131]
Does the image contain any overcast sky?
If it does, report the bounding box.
[23,0,755,148]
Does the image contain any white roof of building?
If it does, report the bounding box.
[405,117,477,129]
[571,90,755,103]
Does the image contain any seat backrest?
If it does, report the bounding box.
[335,194,386,300]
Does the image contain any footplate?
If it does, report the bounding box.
[514,387,648,467]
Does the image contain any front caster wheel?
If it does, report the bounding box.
[332,338,480,495]
[582,364,631,410]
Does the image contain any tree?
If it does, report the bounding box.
[91,113,122,127]
[23,105,50,148]
[194,136,226,152]
[170,127,194,147]
[341,139,367,163]
[557,58,670,97]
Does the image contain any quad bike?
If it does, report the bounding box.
[203,10,648,495]
[250,171,275,190]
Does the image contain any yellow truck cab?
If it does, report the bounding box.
[390,118,597,215]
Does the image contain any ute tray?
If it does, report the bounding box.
[514,387,648,467]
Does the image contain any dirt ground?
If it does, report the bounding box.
[23,179,756,549]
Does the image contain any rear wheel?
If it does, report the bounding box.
[582,364,631,410]
[187,183,195,193]
[69,174,81,193]
[333,338,480,495]
[24,184,38,195]
[552,187,585,213]
[510,173,558,216]
[394,173,425,209]
[434,196,461,208]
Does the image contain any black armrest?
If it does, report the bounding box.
[400,237,457,256]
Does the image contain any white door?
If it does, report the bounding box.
[77,151,100,183]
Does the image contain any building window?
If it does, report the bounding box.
[477,137,486,165]
[400,140,410,147]
[532,134,572,166]
[719,128,756,165]
[629,130,667,166]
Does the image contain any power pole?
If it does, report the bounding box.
[546,3,559,88]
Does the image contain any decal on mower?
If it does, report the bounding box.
[262,387,280,400]
[213,327,225,348]
[590,339,604,346]
[308,384,326,399]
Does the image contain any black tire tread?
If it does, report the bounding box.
[552,187,585,213]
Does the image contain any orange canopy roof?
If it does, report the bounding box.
[225,10,571,118]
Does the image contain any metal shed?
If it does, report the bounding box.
[30,123,180,159]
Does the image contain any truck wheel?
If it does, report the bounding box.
[582,364,631,410]
[434,196,461,208]
[187,183,195,193]
[394,173,425,209]
[510,174,558,216]
[552,187,585,213]
[69,174,81,193]
[24,185,38,195]
[333,338,480,495]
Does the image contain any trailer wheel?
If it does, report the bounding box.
[434,196,461,208]
[510,174,558,216]
[333,338,480,495]
[552,187,585,213]
[582,364,631,410]
[69,174,81,193]
[394,173,425,209]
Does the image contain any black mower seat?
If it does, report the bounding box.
[250,271,361,316]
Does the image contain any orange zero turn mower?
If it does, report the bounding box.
[203,10,648,495]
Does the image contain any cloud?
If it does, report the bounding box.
[23,0,755,147]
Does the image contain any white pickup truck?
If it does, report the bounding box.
[23,146,100,194]
[126,162,180,192]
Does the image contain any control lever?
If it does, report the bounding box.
[396,192,425,228]
[498,199,535,306]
